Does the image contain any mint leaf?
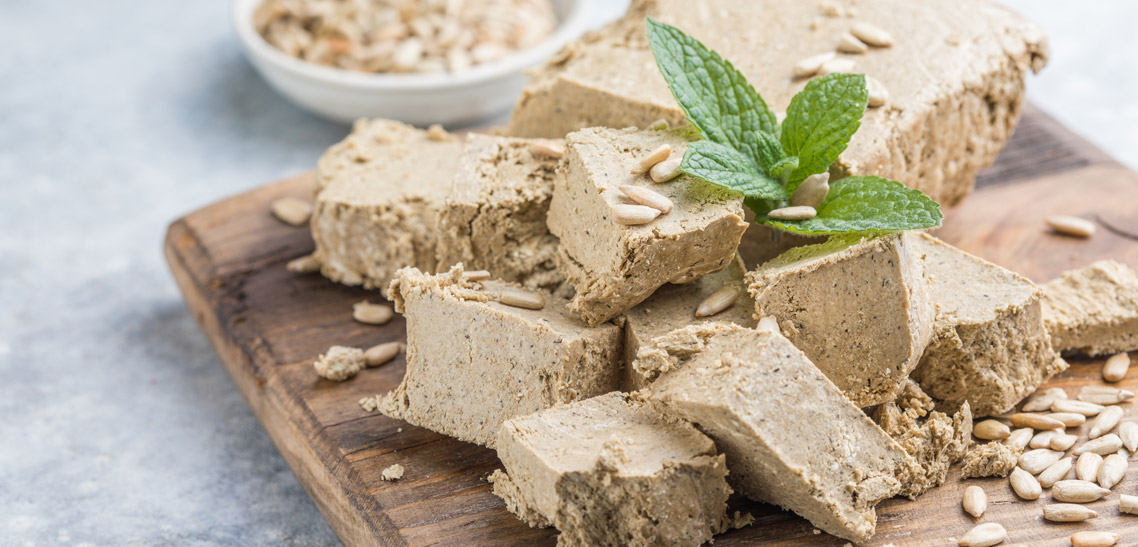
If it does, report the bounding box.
[768,156,799,182]
[752,132,785,172]
[681,141,787,201]
[780,73,868,189]
[758,176,942,235]
[646,18,779,169]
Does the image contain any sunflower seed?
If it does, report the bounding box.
[1052,399,1104,416]
[1046,215,1095,238]
[271,197,313,226]
[528,142,564,159]
[1098,453,1126,488]
[1120,493,1138,515]
[462,269,491,282]
[1005,428,1033,451]
[1076,452,1104,482]
[1011,413,1065,430]
[958,522,1006,547]
[818,57,856,76]
[793,52,837,77]
[1103,352,1131,382]
[1089,405,1124,439]
[619,185,674,214]
[1023,387,1067,412]
[1010,467,1042,500]
[850,22,894,47]
[1075,434,1123,456]
[866,76,889,107]
[1070,531,1120,547]
[648,118,670,131]
[649,156,683,183]
[790,173,830,208]
[696,286,741,318]
[1043,503,1098,522]
[1120,421,1138,452]
[364,342,401,367]
[498,288,544,310]
[1050,434,1078,452]
[836,32,868,54]
[768,206,817,220]
[974,419,1011,441]
[353,301,394,325]
[962,485,986,518]
[612,204,662,226]
[1019,448,1063,474]
[286,254,322,273]
[1038,457,1073,487]
[630,145,672,175]
[1051,480,1111,503]
[1048,413,1086,427]
[1031,430,1061,449]
[1078,385,1134,405]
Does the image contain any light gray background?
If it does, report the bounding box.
[1,1,1134,546]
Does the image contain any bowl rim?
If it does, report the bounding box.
[232,0,591,91]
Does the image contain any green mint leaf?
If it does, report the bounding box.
[646,18,780,169]
[768,156,799,182]
[758,176,942,235]
[780,73,868,189]
[681,140,788,201]
[752,132,785,173]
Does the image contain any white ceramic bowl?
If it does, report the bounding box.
[233,0,593,126]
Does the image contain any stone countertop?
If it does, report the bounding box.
[0,1,1133,546]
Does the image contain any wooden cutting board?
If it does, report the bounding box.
[165,106,1138,546]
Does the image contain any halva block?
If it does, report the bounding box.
[745,233,934,407]
[377,265,622,447]
[311,119,462,292]
[491,392,731,547]
[547,127,748,326]
[646,323,910,542]
[507,0,1048,206]
[1041,260,1138,356]
[961,442,1021,479]
[909,233,1067,416]
[435,135,565,289]
[872,379,972,497]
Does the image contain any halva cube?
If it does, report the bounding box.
[378,265,622,447]
[547,127,748,326]
[491,392,731,547]
[311,119,462,292]
[746,233,934,408]
[507,0,1048,206]
[645,323,910,543]
[435,135,565,289]
[909,233,1067,416]
[1041,260,1138,356]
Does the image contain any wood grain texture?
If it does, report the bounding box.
[165,106,1138,546]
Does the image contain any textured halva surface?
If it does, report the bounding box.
[1041,260,1138,356]
[491,392,731,547]
[621,254,754,390]
[548,127,748,326]
[311,119,462,293]
[910,233,1067,416]
[961,441,1021,479]
[377,265,622,448]
[435,135,565,289]
[746,233,934,408]
[872,379,972,498]
[645,323,909,543]
[507,0,1048,206]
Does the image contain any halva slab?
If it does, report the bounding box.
[377,265,622,447]
[547,127,748,326]
[645,322,910,542]
[746,232,934,408]
[909,233,1067,416]
[507,0,1048,206]
[1041,260,1138,356]
[491,392,731,547]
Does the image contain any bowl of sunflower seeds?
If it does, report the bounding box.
[234,0,594,126]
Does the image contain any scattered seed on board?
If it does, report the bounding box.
[631,145,672,175]
[1078,385,1134,405]
[1120,421,1138,452]
[1120,494,1138,515]
[1038,457,1073,488]
[850,22,895,47]
[1051,480,1111,503]
[696,286,741,318]
[364,342,401,367]
[974,419,1011,441]
[768,206,817,220]
[957,522,1006,547]
[1050,434,1078,452]
[528,142,564,159]
[1075,434,1123,456]
[818,57,856,76]
[1076,452,1104,482]
[1089,405,1124,439]
[649,156,683,183]
[866,76,889,108]
[1046,215,1095,238]
[271,197,313,226]
[790,173,830,208]
[463,269,492,282]
[648,119,670,131]
[1019,448,1063,474]
[1030,430,1060,449]
[498,288,544,310]
[353,301,394,325]
[793,52,836,77]
[1070,531,1120,547]
[1043,503,1098,523]
[962,485,986,518]
[612,204,662,226]
[1005,428,1033,451]
[287,254,321,273]
[1048,412,1086,427]
[1103,352,1131,382]
[1010,467,1042,500]
[836,32,868,54]
[1051,399,1104,416]
[1097,453,1126,488]
[1023,387,1067,412]
[619,185,674,214]
[1010,412,1065,430]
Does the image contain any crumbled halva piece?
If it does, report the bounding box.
[491,392,731,547]
[621,255,755,390]
[311,119,462,293]
[645,323,910,543]
[872,380,972,498]
[909,234,1068,416]
[507,0,1047,206]
[435,135,565,289]
[960,441,1021,479]
[1041,260,1138,356]
[380,463,404,481]
[313,345,366,381]
[547,127,748,326]
[377,265,622,447]
[746,232,934,407]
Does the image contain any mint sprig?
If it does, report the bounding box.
[645,18,942,236]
